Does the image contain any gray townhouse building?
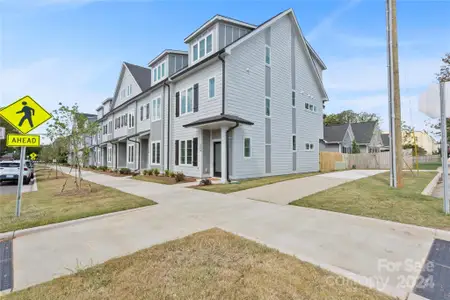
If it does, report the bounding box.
[88,8,328,183]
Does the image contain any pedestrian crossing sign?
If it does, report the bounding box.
[0,95,52,134]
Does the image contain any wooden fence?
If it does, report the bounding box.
[319,152,344,172]
[319,150,413,171]
[413,155,440,163]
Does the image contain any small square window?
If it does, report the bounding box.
[199,39,205,58]
[206,34,213,53]
[292,136,296,151]
[193,44,198,61]
[265,98,270,116]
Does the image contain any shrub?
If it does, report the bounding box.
[119,168,131,175]
[142,169,147,175]
[169,171,175,178]
[164,169,170,177]
[98,166,108,172]
[89,165,97,170]
[175,172,185,183]
[147,169,154,176]
[154,169,160,176]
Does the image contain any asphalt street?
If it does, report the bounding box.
[0,179,36,196]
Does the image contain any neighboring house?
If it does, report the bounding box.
[402,130,439,155]
[90,8,328,182]
[320,121,383,153]
[319,124,354,153]
[381,133,390,152]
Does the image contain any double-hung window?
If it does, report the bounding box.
[180,87,193,115]
[292,136,296,151]
[128,145,135,163]
[161,62,165,77]
[193,44,198,61]
[152,98,161,121]
[244,138,251,158]
[179,140,193,165]
[128,112,135,128]
[265,46,271,65]
[146,103,150,119]
[151,141,161,164]
[153,69,157,82]
[140,106,144,121]
[209,77,215,98]
[199,39,205,58]
[206,34,212,53]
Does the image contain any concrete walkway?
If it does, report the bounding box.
[11,167,437,299]
[231,170,386,205]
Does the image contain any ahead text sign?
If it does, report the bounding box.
[6,134,41,147]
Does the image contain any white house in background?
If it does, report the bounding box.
[89,8,328,182]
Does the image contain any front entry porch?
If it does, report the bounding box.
[183,114,254,184]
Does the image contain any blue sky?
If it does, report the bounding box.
[1,0,449,136]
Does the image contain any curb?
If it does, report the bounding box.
[0,205,155,241]
[421,171,442,196]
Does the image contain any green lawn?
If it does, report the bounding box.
[195,172,320,194]
[290,171,450,229]
[417,161,441,170]
[0,168,155,233]
[5,229,392,300]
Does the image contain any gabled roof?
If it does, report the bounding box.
[123,62,152,91]
[381,133,390,147]
[184,14,256,43]
[225,8,328,101]
[351,122,378,144]
[147,49,188,67]
[323,124,350,143]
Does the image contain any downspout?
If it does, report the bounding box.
[226,121,239,183]
[128,136,141,171]
[218,53,226,115]
[164,80,171,170]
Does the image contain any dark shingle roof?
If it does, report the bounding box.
[381,133,390,147]
[124,62,152,91]
[323,124,350,143]
[351,121,377,144]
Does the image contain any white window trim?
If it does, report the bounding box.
[179,86,194,116]
[265,45,271,66]
[192,33,213,63]
[152,97,161,121]
[128,112,135,129]
[151,141,161,164]
[128,144,135,163]
[107,147,112,162]
[179,139,193,166]
[305,142,315,152]
[243,137,252,159]
[208,77,215,99]
[152,59,168,84]
[304,102,318,113]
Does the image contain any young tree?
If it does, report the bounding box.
[437,53,450,83]
[352,139,360,154]
[46,103,99,192]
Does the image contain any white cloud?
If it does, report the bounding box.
[306,0,362,42]
[0,57,112,134]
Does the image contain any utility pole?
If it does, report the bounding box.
[387,0,404,188]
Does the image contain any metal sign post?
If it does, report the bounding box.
[441,82,449,215]
[15,146,26,217]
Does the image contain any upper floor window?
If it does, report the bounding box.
[305,103,318,113]
[153,61,167,83]
[161,62,165,77]
[153,69,157,81]
[265,46,271,65]
[192,33,213,62]
[146,103,150,119]
[140,106,144,121]
[152,97,161,121]
[128,112,135,128]
[180,87,193,115]
[209,77,215,98]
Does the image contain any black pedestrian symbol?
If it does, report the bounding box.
[16,101,35,128]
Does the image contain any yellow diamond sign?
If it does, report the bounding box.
[0,95,52,134]
[30,152,38,160]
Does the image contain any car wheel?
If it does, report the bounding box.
[23,178,30,185]
[31,173,34,179]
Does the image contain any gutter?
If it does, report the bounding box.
[226,121,239,182]
[164,80,171,170]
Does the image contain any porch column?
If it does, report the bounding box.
[197,129,203,178]
[221,126,228,184]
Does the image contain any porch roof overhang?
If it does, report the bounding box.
[183,114,254,130]
[139,130,151,137]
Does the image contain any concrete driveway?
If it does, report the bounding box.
[231,170,387,205]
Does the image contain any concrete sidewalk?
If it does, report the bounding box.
[231,169,386,205]
[11,167,435,298]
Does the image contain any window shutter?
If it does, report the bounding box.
[192,137,198,167]
[193,83,199,112]
[175,92,180,117]
[175,140,179,165]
